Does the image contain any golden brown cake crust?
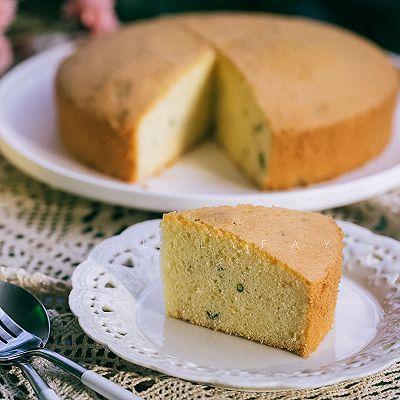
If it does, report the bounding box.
[164,205,343,284]
[265,88,398,188]
[300,257,342,356]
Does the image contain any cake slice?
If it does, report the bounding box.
[161,205,343,357]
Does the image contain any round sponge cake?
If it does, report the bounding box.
[56,13,399,189]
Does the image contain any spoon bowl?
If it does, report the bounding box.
[0,281,50,348]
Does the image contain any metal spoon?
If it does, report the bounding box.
[0,282,141,400]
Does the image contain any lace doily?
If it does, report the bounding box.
[0,154,400,399]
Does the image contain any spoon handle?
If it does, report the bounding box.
[18,361,61,400]
[32,348,142,400]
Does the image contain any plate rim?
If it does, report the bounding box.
[69,219,400,390]
[0,43,400,211]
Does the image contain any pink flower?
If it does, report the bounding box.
[64,0,119,35]
[0,34,12,75]
[0,0,16,31]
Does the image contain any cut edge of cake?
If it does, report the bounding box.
[135,49,216,179]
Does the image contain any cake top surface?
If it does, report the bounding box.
[57,12,399,136]
[179,12,399,134]
[164,205,343,283]
[56,18,214,131]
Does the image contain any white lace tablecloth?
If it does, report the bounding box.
[0,155,399,399]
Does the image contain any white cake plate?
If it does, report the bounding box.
[69,219,400,390]
[0,42,399,212]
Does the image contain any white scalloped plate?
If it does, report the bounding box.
[0,43,400,211]
[69,219,400,390]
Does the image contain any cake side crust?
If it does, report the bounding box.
[298,252,342,357]
[56,83,138,181]
[265,87,399,189]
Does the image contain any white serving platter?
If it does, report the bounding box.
[0,42,399,211]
